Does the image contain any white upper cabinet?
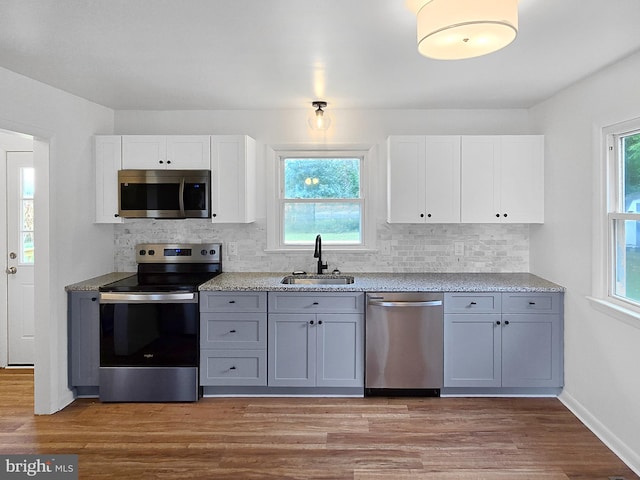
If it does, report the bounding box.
[122,135,211,170]
[210,135,256,223]
[387,135,461,223]
[461,135,544,223]
[94,135,122,224]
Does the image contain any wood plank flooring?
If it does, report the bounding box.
[0,368,637,479]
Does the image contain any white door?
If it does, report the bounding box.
[6,151,35,365]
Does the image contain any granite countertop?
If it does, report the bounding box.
[199,272,564,293]
[65,271,564,293]
[65,272,135,292]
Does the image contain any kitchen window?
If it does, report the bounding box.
[267,148,375,251]
[605,119,640,310]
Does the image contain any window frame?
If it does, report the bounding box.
[592,117,640,324]
[266,147,376,252]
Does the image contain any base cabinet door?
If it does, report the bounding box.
[68,291,100,387]
[501,314,562,387]
[444,313,502,388]
[267,314,316,387]
[316,314,363,387]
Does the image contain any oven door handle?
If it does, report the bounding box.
[99,292,198,304]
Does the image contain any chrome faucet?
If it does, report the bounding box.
[314,234,328,274]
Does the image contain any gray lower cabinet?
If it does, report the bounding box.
[267,292,364,388]
[200,292,267,386]
[68,291,100,388]
[444,292,563,389]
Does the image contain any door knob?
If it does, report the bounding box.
[6,267,17,274]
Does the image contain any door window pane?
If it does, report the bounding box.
[20,168,35,264]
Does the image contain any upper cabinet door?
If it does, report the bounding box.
[210,135,256,223]
[122,135,166,169]
[122,135,210,169]
[461,136,501,223]
[94,135,122,224]
[166,135,211,169]
[425,136,461,223]
[387,135,460,223]
[500,135,544,223]
[387,136,426,223]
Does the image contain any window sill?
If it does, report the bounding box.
[586,296,640,330]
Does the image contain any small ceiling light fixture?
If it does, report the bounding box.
[309,101,331,131]
[417,0,518,60]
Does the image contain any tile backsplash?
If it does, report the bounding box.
[114,219,529,273]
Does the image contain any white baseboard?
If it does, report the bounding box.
[559,390,640,476]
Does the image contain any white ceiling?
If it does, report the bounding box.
[1,0,639,111]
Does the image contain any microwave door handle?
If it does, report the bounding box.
[179,177,186,217]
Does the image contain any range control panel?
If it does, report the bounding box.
[136,243,221,263]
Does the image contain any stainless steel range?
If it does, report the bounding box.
[98,243,221,402]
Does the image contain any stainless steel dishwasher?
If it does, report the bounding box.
[365,292,443,396]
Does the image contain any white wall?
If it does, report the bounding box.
[0,66,115,414]
[529,51,640,473]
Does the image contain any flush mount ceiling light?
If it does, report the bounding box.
[309,101,331,131]
[417,0,518,60]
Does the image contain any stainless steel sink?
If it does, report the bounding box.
[281,275,355,285]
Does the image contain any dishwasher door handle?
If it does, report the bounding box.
[368,300,443,307]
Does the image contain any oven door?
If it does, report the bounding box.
[98,291,200,402]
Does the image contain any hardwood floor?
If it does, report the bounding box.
[0,369,637,480]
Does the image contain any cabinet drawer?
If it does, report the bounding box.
[200,292,267,312]
[201,313,266,349]
[200,350,266,386]
[502,293,561,314]
[444,293,501,313]
[268,292,364,313]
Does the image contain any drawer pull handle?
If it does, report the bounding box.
[529,302,536,305]
[229,300,236,304]
[470,302,477,305]
[312,302,319,305]
[229,366,236,370]
[229,329,236,334]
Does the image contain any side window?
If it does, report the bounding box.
[280,157,363,246]
[609,126,640,305]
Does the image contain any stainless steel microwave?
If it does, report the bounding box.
[118,169,211,219]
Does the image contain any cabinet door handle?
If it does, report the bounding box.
[503,213,508,218]
[91,297,97,302]
[496,213,500,218]
[496,321,501,325]
[420,213,424,218]
[318,320,323,325]
[167,160,172,164]
[504,320,510,325]
[159,160,164,164]
[427,213,432,218]
[310,320,315,325]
